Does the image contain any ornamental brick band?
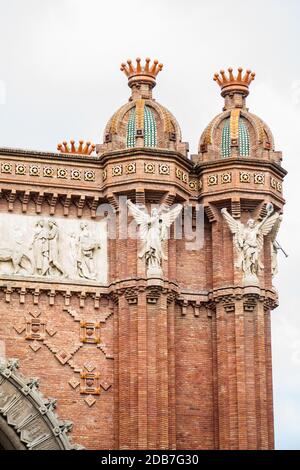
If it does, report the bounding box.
[0,59,286,450]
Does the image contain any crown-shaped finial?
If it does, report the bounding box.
[120,57,163,89]
[57,140,95,155]
[213,67,256,97]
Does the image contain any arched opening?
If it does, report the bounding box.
[0,415,26,450]
[0,359,82,450]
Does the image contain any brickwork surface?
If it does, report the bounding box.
[0,75,286,449]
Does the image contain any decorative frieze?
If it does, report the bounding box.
[16,163,26,175]
[125,162,136,174]
[29,165,41,176]
[254,172,265,184]
[112,164,123,177]
[71,168,81,180]
[57,168,68,178]
[240,171,251,183]
[189,180,199,191]
[207,174,218,186]
[270,176,282,193]
[200,170,283,191]
[0,161,98,184]
[175,168,181,179]
[175,167,188,184]
[159,163,170,175]
[202,170,276,187]
[0,213,107,283]
[221,172,232,184]
[1,162,12,173]
[84,169,95,181]
[43,166,54,178]
[144,162,155,173]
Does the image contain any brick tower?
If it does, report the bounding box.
[0,60,286,450]
[194,67,286,449]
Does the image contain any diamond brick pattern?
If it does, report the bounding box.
[0,60,286,452]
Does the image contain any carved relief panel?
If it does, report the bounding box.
[0,214,108,283]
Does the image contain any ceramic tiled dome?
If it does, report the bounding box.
[198,68,278,163]
[97,58,188,157]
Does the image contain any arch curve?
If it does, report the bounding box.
[0,358,83,450]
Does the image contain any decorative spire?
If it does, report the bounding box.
[57,140,95,155]
[214,67,255,97]
[120,57,163,89]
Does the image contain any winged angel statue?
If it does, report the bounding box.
[127,200,182,277]
[221,203,282,285]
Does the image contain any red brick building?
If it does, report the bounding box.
[0,59,286,450]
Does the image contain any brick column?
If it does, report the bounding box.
[234,299,248,449]
[156,293,170,449]
[116,287,176,449]
[215,301,229,449]
[215,300,249,449]
[265,309,275,449]
[214,296,275,450]
[254,300,270,449]
[167,296,177,450]
[146,289,175,449]
[137,291,148,449]
[117,295,131,449]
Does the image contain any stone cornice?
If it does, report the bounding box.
[99,147,194,169]
[0,146,194,170]
[0,147,286,182]
[209,285,278,302]
[0,146,101,164]
[0,276,279,310]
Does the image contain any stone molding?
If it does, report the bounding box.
[0,358,83,450]
[0,278,279,311]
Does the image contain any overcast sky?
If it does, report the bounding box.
[0,0,299,450]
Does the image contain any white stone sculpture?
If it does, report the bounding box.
[0,225,32,274]
[69,232,78,276]
[0,245,32,274]
[0,214,107,283]
[45,220,67,277]
[31,220,49,275]
[221,203,281,285]
[76,222,101,280]
[127,200,182,277]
